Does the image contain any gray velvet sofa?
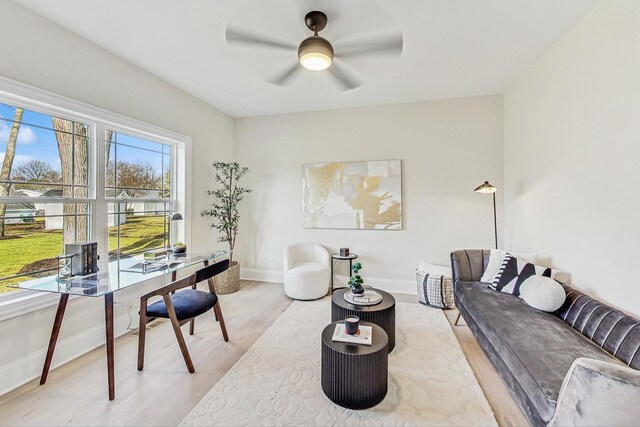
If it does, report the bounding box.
[451,249,640,426]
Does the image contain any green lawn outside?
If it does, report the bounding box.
[0,215,165,294]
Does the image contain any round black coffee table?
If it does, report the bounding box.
[331,288,396,352]
[321,321,388,410]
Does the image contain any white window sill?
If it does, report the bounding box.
[0,290,62,322]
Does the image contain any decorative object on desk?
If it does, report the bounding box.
[416,262,454,309]
[201,162,251,294]
[303,160,402,230]
[121,260,182,274]
[55,253,75,280]
[474,180,498,249]
[332,322,372,346]
[172,242,187,254]
[65,242,99,276]
[344,288,384,306]
[144,248,167,261]
[344,315,360,334]
[348,261,364,294]
[166,212,183,249]
[339,247,349,257]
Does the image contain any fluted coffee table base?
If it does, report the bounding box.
[321,321,388,410]
[331,288,396,352]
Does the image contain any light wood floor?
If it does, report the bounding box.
[0,281,528,426]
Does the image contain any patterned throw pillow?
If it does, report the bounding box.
[490,254,559,297]
[416,270,454,309]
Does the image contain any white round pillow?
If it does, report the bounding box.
[520,276,566,312]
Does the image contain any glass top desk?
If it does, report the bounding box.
[11,250,229,400]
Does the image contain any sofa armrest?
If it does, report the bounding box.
[549,358,640,427]
[450,250,489,284]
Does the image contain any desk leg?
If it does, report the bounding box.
[40,293,69,385]
[105,293,115,401]
[203,260,218,321]
[170,271,177,295]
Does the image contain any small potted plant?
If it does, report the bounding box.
[172,242,187,254]
[348,262,365,294]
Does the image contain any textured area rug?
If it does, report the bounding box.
[180,299,497,426]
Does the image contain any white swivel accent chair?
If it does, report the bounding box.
[283,242,330,300]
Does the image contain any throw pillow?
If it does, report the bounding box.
[520,276,566,312]
[490,254,559,297]
[480,249,537,283]
[416,263,454,309]
[418,261,452,277]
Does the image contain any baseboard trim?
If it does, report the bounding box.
[241,268,416,295]
[240,268,283,283]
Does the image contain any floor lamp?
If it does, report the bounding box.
[474,181,498,249]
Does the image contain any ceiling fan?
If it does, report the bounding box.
[225,10,403,90]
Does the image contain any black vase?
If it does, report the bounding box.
[352,284,364,295]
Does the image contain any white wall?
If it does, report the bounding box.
[236,96,504,293]
[0,2,234,395]
[504,0,640,315]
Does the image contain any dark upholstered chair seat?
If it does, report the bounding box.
[147,289,218,321]
[456,282,622,423]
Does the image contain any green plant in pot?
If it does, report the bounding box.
[348,262,365,294]
[201,162,251,295]
[172,241,187,254]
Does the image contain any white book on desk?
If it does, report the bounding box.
[332,323,372,346]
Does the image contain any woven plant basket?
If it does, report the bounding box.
[214,261,240,295]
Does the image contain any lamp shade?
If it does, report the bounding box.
[474,181,497,194]
[298,35,333,71]
[167,212,183,221]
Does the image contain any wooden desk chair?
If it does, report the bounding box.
[137,259,230,373]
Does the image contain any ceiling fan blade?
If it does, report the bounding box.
[226,28,297,52]
[335,34,403,59]
[328,62,362,91]
[269,63,303,86]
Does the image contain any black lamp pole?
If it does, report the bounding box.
[492,192,497,249]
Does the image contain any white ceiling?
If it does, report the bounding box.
[15,0,599,118]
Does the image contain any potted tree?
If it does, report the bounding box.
[201,162,251,294]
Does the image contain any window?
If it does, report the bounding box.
[0,85,188,297]
[106,131,174,259]
[0,102,91,293]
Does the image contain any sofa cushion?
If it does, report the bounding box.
[490,254,559,296]
[520,276,566,312]
[456,282,622,423]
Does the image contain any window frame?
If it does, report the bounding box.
[0,76,191,317]
[104,127,178,260]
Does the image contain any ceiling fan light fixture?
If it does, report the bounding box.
[298,35,334,71]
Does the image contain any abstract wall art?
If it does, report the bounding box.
[302,160,402,230]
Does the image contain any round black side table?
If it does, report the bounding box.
[321,321,388,410]
[331,288,396,352]
[330,253,358,294]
